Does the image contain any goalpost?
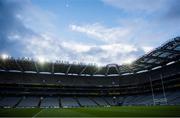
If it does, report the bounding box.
[149,73,168,105]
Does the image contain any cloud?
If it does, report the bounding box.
[102,0,180,21]
[0,0,138,66]
[164,0,180,20]
[102,0,180,36]
[102,0,166,13]
[61,41,91,53]
[0,0,66,62]
[70,23,131,43]
[70,0,180,48]
[83,43,143,65]
[69,23,151,65]
[24,33,145,65]
[69,21,160,48]
[0,0,35,56]
[69,6,180,65]
[0,0,179,66]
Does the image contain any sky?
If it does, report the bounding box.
[0,0,180,66]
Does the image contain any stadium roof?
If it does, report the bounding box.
[0,37,180,76]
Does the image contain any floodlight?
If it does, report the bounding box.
[1,54,9,60]
[37,57,46,64]
[122,58,135,65]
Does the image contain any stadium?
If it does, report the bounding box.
[1,0,180,117]
[0,37,180,117]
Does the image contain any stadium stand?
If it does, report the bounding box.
[61,97,80,108]
[1,90,180,108]
[0,37,179,108]
[78,97,97,106]
[40,97,59,108]
[17,97,40,108]
[104,97,118,106]
[92,97,108,106]
[0,97,20,108]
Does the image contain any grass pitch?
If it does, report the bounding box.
[0,106,180,117]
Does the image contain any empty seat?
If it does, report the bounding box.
[93,97,108,106]
[41,97,59,108]
[104,97,117,105]
[18,97,39,107]
[61,97,79,107]
[78,97,97,106]
[0,97,20,107]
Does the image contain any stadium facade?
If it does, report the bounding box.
[0,37,180,108]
